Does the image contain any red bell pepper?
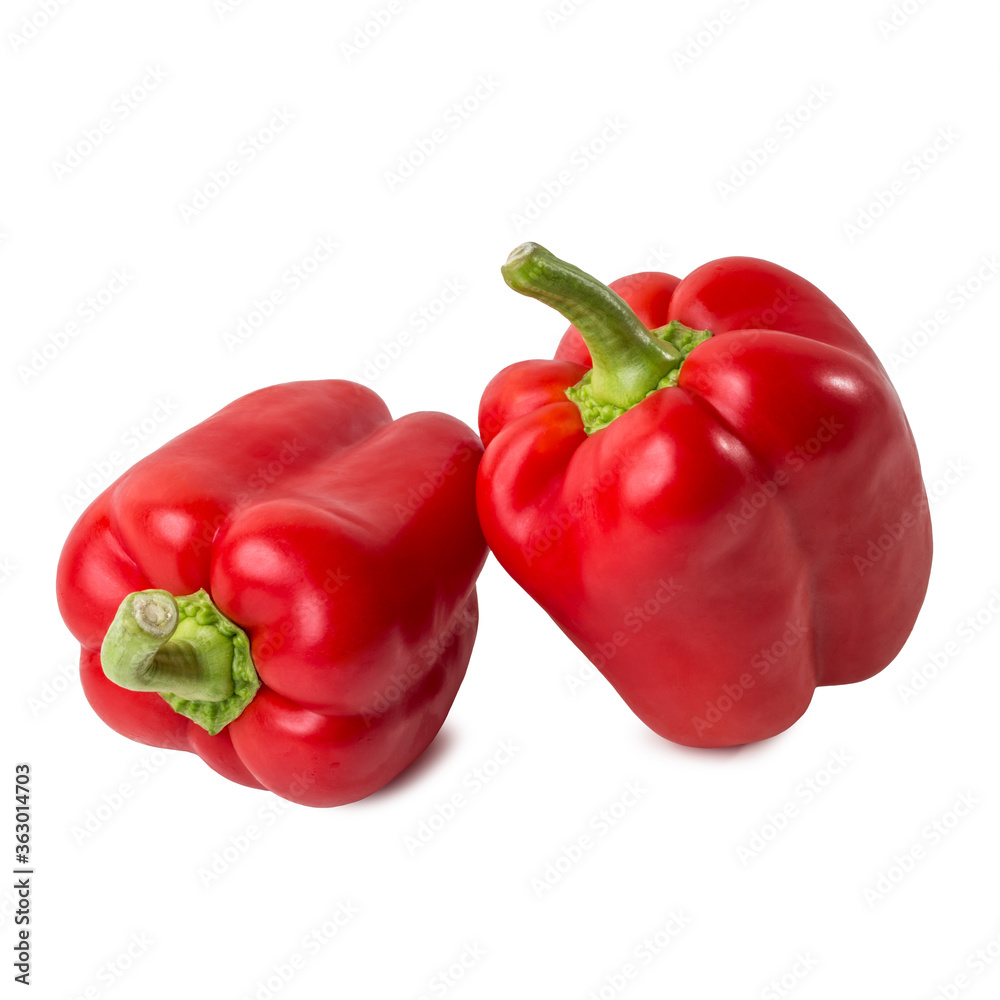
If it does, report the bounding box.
[477,243,931,746]
[57,380,487,806]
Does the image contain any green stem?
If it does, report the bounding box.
[502,242,683,409]
[101,589,260,735]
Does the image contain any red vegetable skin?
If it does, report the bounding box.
[58,381,487,805]
[478,244,931,747]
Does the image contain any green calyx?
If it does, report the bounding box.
[501,243,712,434]
[566,320,712,433]
[100,588,259,735]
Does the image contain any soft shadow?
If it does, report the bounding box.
[637,725,781,761]
[361,727,458,804]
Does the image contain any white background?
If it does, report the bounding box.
[4,0,1000,997]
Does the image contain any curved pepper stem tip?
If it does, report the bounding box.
[503,241,542,277]
[500,242,685,412]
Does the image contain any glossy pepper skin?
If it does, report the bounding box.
[57,381,487,806]
[478,244,931,747]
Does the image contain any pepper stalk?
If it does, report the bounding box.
[501,243,711,433]
[100,588,259,735]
